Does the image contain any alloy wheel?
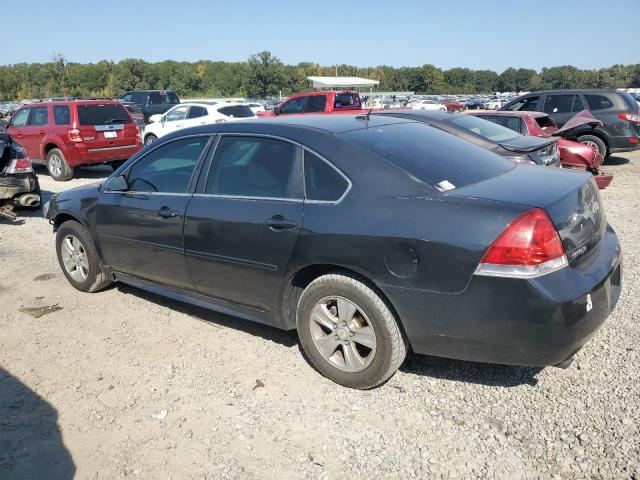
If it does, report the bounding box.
[309,296,377,372]
[60,234,89,282]
[49,154,62,177]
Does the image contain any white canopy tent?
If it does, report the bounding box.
[307,76,380,90]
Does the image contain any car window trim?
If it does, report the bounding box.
[197,132,305,202]
[103,134,214,195]
[302,147,353,205]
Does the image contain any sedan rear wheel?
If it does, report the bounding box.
[297,273,407,389]
[144,134,157,146]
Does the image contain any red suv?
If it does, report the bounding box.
[7,100,142,181]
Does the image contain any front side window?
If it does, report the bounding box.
[205,136,298,199]
[280,97,306,114]
[10,109,30,127]
[165,106,188,122]
[148,92,178,105]
[29,107,49,126]
[506,95,539,112]
[304,151,348,202]
[127,137,209,193]
[584,94,614,110]
[54,106,70,125]
[121,94,132,102]
[543,95,576,114]
[130,92,146,105]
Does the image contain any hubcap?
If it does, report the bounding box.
[582,140,600,153]
[49,154,62,177]
[60,234,89,282]
[309,296,376,373]
[145,136,155,145]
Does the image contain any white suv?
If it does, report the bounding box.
[143,102,256,145]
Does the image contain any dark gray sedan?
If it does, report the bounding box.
[44,115,621,388]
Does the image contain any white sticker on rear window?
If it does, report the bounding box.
[435,180,456,192]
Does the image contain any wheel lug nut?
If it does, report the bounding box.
[344,340,350,345]
[332,324,337,329]
[342,322,346,327]
[350,332,354,337]
[334,335,339,340]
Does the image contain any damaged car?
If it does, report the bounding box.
[467,110,612,189]
[0,132,41,220]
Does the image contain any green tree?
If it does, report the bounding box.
[243,51,285,98]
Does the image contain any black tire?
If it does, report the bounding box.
[46,148,74,181]
[144,134,157,146]
[110,160,126,170]
[55,220,112,293]
[578,134,608,158]
[297,273,407,389]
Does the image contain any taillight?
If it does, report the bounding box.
[617,112,640,122]
[5,157,33,174]
[475,208,568,278]
[67,128,82,142]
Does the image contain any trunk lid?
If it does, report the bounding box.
[449,164,605,266]
[499,135,555,153]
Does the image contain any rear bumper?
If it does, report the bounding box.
[65,143,142,166]
[609,133,639,153]
[384,225,622,367]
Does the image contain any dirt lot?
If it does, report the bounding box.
[1,152,639,480]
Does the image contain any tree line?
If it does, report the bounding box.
[1,51,639,101]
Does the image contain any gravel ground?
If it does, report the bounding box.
[1,154,639,480]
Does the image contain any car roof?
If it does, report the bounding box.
[18,99,125,107]
[468,110,549,119]
[373,109,452,122]
[249,113,412,133]
[525,88,621,95]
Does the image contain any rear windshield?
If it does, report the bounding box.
[448,114,521,142]
[77,104,131,125]
[340,122,514,191]
[125,104,141,114]
[148,92,179,105]
[217,105,255,118]
[334,93,361,109]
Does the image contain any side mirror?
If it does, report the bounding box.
[104,174,128,192]
[273,106,281,116]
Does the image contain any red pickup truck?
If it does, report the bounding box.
[257,91,364,117]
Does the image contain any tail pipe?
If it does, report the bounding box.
[15,193,41,207]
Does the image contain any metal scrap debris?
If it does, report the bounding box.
[19,304,62,318]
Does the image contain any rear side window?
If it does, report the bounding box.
[128,137,209,193]
[77,104,132,125]
[619,92,639,112]
[29,107,49,126]
[130,92,146,105]
[334,93,361,109]
[205,136,298,199]
[306,95,327,113]
[340,122,514,191]
[304,151,349,202]
[187,106,207,119]
[506,95,539,112]
[280,97,306,114]
[217,106,255,118]
[584,95,614,110]
[54,106,70,125]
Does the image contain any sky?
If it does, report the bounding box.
[2,0,639,72]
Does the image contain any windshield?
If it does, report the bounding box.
[77,104,131,125]
[340,122,514,191]
[448,115,522,142]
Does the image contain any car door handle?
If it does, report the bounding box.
[157,207,180,218]
[265,216,297,230]
[39,129,46,134]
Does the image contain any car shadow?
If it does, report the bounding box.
[400,351,541,387]
[603,155,630,166]
[0,367,75,479]
[115,283,299,348]
[33,164,113,180]
[117,284,541,388]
